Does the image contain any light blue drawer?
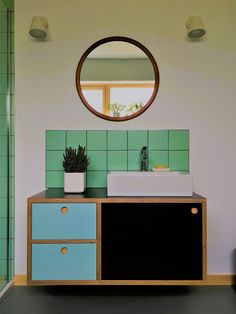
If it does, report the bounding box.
[32,203,96,239]
[32,243,96,280]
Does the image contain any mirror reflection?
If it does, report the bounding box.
[76,37,159,121]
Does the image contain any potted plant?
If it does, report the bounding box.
[63,145,90,193]
[108,103,126,117]
[126,102,143,115]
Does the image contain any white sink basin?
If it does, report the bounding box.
[107,171,193,196]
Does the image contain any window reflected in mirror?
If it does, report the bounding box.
[81,84,154,117]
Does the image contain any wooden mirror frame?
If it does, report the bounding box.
[75,36,160,122]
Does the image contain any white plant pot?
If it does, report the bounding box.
[64,172,86,193]
[113,112,120,117]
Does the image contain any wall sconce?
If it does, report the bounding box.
[186,16,206,39]
[29,16,49,39]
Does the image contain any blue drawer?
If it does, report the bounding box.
[32,203,96,239]
[32,243,96,280]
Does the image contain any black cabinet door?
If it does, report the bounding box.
[101,203,203,280]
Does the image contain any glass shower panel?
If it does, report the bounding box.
[0,0,10,292]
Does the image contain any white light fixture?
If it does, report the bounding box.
[186,16,206,39]
[29,16,48,39]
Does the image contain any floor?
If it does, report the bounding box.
[1,286,236,314]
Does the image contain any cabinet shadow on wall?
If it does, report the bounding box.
[232,248,236,290]
[41,285,191,297]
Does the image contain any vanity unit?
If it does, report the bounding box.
[27,189,206,285]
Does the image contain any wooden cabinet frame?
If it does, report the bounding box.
[27,190,207,286]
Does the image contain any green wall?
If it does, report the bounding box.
[81,58,155,81]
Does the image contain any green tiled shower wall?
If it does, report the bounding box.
[46,130,189,188]
[0,0,14,285]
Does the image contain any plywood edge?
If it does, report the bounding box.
[15,274,236,286]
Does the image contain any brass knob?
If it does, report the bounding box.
[61,247,69,255]
[191,207,198,215]
[61,206,68,214]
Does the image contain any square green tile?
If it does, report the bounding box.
[0,74,7,93]
[46,130,66,150]
[10,33,14,53]
[169,130,189,150]
[0,53,7,74]
[9,156,14,177]
[87,171,107,188]
[128,151,140,171]
[0,218,7,238]
[9,218,14,238]
[10,73,14,94]
[46,151,64,171]
[148,130,168,150]
[9,238,14,259]
[0,239,7,259]
[0,260,7,278]
[0,157,8,176]
[10,135,14,156]
[9,197,14,218]
[0,33,7,53]
[87,131,107,150]
[10,259,14,280]
[169,151,189,171]
[128,130,147,150]
[10,12,14,32]
[10,95,14,115]
[0,116,7,135]
[0,178,7,197]
[10,53,14,74]
[10,177,14,197]
[149,151,169,170]
[0,136,8,156]
[87,151,107,171]
[0,95,7,115]
[107,130,127,150]
[0,198,8,217]
[10,115,14,135]
[0,12,7,33]
[46,171,64,188]
[108,151,127,171]
[66,130,86,148]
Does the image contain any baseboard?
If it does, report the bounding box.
[14,275,27,286]
[14,274,236,286]
[206,275,236,285]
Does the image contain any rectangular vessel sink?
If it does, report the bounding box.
[107,171,193,197]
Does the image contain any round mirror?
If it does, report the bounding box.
[76,37,159,121]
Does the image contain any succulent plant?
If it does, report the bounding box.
[108,103,126,113]
[63,145,90,173]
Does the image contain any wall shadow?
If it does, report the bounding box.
[231,248,236,291]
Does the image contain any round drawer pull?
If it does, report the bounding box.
[61,247,69,255]
[191,207,198,215]
[61,207,68,214]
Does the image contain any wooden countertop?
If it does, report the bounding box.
[28,188,206,202]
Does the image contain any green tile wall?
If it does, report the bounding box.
[45,130,189,189]
[0,4,14,285]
